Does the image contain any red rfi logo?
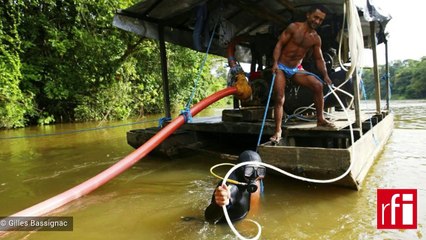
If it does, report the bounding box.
[377,189,417,229]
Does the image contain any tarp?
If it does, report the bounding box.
[356,0,391,23]
[113,0,391,60]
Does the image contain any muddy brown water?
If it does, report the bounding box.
[0,100,425,239]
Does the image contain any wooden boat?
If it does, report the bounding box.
[114,0,393,190]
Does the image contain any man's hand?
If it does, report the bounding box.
[230,64,244,76]
[324,76,332,85]
[214,184,232,207]
[272,63,279,73]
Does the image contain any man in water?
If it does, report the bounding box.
[205,150,265,223]
[270,5,335,143]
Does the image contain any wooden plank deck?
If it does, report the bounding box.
[283,110,373,130]
[258,112,394,190]
[128,107,393,190]
[179,109,379,151]
[185,108,393,190]
[187,109,377,135]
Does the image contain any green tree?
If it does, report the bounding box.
[406,58,426,98]
[361,58,426,100]
[0,0,229,129]
[17,0,142,123]
[0,1,34,128]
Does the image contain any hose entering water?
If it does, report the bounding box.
[217,1,364,234]
[0,87,237,236]
[219,86,358,240]
[217,77,357,239]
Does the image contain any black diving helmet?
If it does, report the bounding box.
[237,150,266,193]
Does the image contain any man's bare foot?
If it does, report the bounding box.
[317,120,336,128]
[270,132,282,143]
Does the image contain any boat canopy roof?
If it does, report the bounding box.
[113,0,391,60]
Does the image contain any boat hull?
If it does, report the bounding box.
[127,110,394,190]
[258,112,394,190]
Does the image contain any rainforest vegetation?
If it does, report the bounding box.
[361,58,426,100]
[1,0,228,129]
[1,1,425,129]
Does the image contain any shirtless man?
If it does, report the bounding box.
[270,5,335,142]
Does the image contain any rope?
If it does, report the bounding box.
[360,78,368,99]
[179,108,193,123]
[279,70,334,123]
[0,119,159,140]
[381,72,392,101]
[297,70,325,85]
[255,70,331,150]
[360,73,379,146]
[158,117,172,128]
[256,73,276,151]
[181,20,219,123]
[222,1,364,239]
[223,84,356,240]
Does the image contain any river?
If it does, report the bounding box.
[0,100,425,239]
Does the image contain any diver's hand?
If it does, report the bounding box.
[214,184,231,206]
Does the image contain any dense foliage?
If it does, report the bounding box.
[1,1,425,129]
[361,57,426,100]
[0,0,227,129]
[0,1,34,128]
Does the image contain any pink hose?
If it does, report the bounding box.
[2,87,237,223]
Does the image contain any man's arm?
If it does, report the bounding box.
[227,35,248,68]
[313,37,332,85]
[272,24,294,72]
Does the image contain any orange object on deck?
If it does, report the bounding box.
[234,73,252,101]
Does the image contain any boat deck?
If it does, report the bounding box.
[259,111,394,190]
[127,108,393,190]
[183,109,380,145]
[191,108,376,128]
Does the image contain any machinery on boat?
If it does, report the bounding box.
[115,0,393,190]
[1,1,394,239]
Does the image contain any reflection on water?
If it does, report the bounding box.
[392,100,426,130]
[0,100,425,239]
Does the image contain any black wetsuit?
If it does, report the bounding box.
[204,173,251,224]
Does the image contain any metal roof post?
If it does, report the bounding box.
[370,21,381,114]
[384,35,390,111]
[158,24,171,118]
[353,67,362,133]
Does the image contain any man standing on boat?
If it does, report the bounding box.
[270,5,335,143]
